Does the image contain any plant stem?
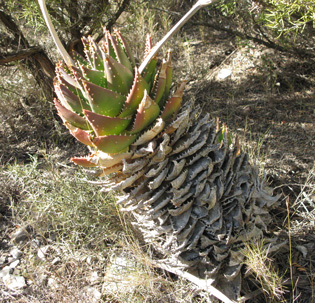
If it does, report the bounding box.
[38,0,74,66]
[139,0,217,74]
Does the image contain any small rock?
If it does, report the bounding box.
[216,68,232,80]
[83,287,101,302]
[89,271,99,283]
[10,248,22,259]
[11,227,30,244]
[9,260,20,269]
[31,239,41,248]
[47,277,59,290]
[3,275,26,290]
[37,273,48,286]
[37,245,50,260]
[13,268,21,276]
[52,257,61,265]
[296,245,308,259]
[0,255,7,265]
[0,266,13,278]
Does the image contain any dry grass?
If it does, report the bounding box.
[242,241,286,302]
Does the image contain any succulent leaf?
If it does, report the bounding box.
[84,109,131,136]
[106,30,133,72]
[141,34,158,88]
[88,36,104,71]
[65,123,94,146]
[97,151,132,168]
[60,74,91,108]
[104,54,134,95]
[82,36,104,71]
[82,36,95,69]
[104,30,117,60]
[152,60,167,105]
[83,80,125,117]
[132,118,165,146]
[114,30,136,67]
[79,64,106,87]
[54,99,90,130]
[93,134,137,154]
[161,81,187,121]
[128,91,160,134]
[162,50,173,107]
[142,58,158,89]
[119,68,150,118]
[71,50,89,66]
[56,64,81,90]
[71,156,97,167]
[55,81,87,113]
[144,34,154,59]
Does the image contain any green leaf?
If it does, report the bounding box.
[83,80,125,117]
[79,64,106,88]
[115,30,136,68]
[161,81,186,121]
[152,61,167,105]
[106,30,133,72]
[82,36,104,71]
[142,58,157,89]
[128,91,160,134]
[104,54,134,96]
[55,82,88,113]
[84,109,131,136]
[119,68,150,118]
[54,99,91,130]
[93,134,137,154]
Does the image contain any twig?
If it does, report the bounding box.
[153,261,237,303]
[238,289,262,302]
[192,21,315,60]
[0,47,42,64]
[139,0,218,73]
[38,0,74,66]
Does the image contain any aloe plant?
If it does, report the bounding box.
[39,0,280,300]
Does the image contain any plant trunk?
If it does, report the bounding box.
[0,10,55,99]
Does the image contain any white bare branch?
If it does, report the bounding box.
[139,0,217,73]
[38,0,74,66]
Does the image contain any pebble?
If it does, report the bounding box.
[0,256,6,265]
[10,248,22,259]
[9,260,20,269]
[37,273,48,286]
[52,257,61,265]
[3,275,26,290]
[47,277,59,290]
[0,266,13,278]
[83,287,101,302]
[11,228,29,244]
[37,245,50,260]
[88,271,99,283]
[216,68,232,80]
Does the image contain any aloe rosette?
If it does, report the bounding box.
[41,0,283,299]
[53,30,281,300]
[54,31,184,166]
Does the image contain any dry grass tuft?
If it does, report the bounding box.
[242,241,286,302]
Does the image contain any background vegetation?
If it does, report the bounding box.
[0,0,314,302]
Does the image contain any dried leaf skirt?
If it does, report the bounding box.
[104,101,279,299]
